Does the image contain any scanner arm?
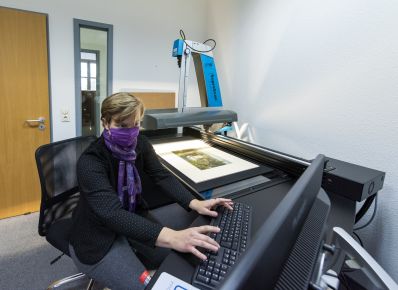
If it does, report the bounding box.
[172,38,222,111]
[141,34,236,131]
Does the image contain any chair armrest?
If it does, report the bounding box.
[331,227,397,290]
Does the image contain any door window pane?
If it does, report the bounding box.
[81,62,88,77]
[90,63,97,78]
[81,51,96,61]
[81,77,88,90]
[90,78,96,91]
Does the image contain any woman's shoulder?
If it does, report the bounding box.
[84,136,105,152]
[137,133,150,146]
[137,133,149,143]
[78,137,109,164]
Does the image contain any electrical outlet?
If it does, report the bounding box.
[61,109,71,122]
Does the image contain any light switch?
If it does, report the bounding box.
[61,109,71,122]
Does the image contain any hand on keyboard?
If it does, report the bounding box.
[189,198,234,217]
[156,226,221,261]
[192,202,252,289]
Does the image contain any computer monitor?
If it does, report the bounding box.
[219,154,330,290]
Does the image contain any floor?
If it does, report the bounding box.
[0,212,105,290]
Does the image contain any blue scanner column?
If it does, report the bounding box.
[199,54,222,107]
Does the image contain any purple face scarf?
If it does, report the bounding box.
[103,126,142,212]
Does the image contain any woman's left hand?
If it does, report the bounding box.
[189,198,234,217]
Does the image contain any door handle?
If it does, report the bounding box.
[25,117,45,125]
[25,117,46,130]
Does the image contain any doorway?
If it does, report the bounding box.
[74,19,113,137]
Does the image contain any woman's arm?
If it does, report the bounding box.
[77,153,163,247]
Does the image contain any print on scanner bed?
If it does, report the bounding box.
[153,140,258,184]
[173,148,230,170]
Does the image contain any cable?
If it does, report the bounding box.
[179,29,217,53]
[354,194,378,231]
[352,232,364,247]
[339,271,352,290]
[355,193,377,224]
[182,46,188,110]
[180,29,216,52]
[324,273,339,278]
[325,283,337,290]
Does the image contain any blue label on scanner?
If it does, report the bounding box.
[201,54,222,107]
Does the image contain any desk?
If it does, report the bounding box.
[147,180,356,289]
[141,127,376,289]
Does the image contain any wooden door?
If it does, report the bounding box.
[0,7,51,219]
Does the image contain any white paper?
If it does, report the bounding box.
[153,139,258,183]
[151,272,200,290]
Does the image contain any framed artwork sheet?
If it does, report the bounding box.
[153,139,260,184]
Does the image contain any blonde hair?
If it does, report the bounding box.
[101,93,144,124]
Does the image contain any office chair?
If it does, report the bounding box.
[35,135,97,290]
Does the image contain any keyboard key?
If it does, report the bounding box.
[197,275,210,284]
[221,241,232,248]
[210,279,220,287]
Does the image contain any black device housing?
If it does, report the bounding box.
[323,158,385,202]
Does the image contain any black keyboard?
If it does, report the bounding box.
[192,202,252,289]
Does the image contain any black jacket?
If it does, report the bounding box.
[69,135,195,265]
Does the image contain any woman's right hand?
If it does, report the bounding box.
[156,226,220,260]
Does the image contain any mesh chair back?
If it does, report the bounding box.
[35,136,97,236]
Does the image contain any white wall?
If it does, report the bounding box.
[209,0,398,281]
[0,0,208,141]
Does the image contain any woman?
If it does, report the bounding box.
[69,92,233,290]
